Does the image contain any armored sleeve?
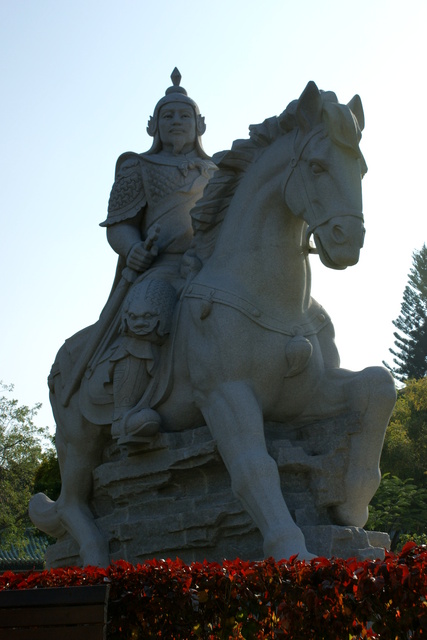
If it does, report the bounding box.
[100,152,147,227]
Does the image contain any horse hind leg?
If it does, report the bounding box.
[30,389,67,540]
[200,381,315,561]
[30,384,111,567]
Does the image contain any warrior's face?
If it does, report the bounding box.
[158,102,197,155]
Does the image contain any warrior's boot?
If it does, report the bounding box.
[110,355,161,443]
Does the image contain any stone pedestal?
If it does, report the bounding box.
[46,414,389,568]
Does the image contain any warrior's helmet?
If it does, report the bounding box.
[146,68,209,159]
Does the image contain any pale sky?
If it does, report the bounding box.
[1,0,426,432]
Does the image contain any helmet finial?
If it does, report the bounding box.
[164,67,187,97]
[171,67,181,87]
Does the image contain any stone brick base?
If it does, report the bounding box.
[46,416,390,568]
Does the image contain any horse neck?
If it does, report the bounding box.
[198,143,312,317]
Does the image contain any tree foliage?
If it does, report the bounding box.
[385,244,427,381]
[367,473,427,549]
[33,442,61,501]
[0,382,52,545]
[380,377,427,486]
[367,377,427,548]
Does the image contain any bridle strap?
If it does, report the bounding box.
[282,124,364,249]
[281,124,325,195]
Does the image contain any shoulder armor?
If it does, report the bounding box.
[101,153,147,226]
[114,152,141,179]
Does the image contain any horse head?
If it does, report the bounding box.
[278,81,367,270]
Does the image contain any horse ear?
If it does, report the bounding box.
[347,94,364,131]
[296,81,322,131]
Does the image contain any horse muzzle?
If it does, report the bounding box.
[310,215,365,270]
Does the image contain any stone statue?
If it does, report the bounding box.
[30,77,396,567]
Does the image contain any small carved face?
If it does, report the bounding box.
[124,299,160,336]
[158,102,197,154]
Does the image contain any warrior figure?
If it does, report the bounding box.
[51,69,216,442]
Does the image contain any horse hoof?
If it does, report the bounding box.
[263,528,315,562]
[80,543,110,568]
[331,503,369,528]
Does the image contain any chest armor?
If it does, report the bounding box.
[144,163,188,207]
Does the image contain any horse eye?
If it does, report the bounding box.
[310,161,325,175]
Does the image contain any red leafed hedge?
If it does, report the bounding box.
[1,542,427,639]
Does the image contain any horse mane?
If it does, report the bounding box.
[189,115,283,263]
[189,90,365,265]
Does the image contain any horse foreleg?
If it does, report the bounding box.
[303,365,396,528]
[332,366,396,527]
[200,381,315,561]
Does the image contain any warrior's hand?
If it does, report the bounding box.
[126,242,158,272]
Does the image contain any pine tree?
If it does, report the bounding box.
[385,245,427,381]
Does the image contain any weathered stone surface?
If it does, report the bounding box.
[46,416,389,567]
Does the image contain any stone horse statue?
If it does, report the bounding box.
[30,81,396,566]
